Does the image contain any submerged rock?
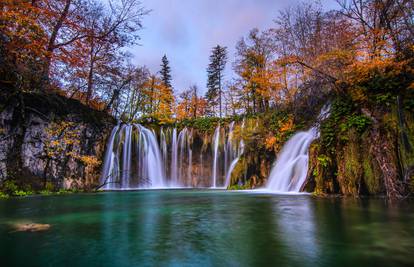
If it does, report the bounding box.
[13,223,51,232]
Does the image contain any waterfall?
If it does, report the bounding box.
[160,127,168,178]
[211,126,221,188]
[177,128,187,185]
[100,124,166,189]
[187,129,193,186]
[265,128,318,192]
[100,119,264,190]
[170,128,178,186]
[224,139,245,188]
[224,122,234,176]
[101,125,120,189]
[135,124,166,188]
[223,122,245,188]
[121,125,133,188]
[266,105,331,193]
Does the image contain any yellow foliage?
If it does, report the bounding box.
[78,155,101,167]
[280,117,294,133]
[44,121,100,168]
[265,136,277,151]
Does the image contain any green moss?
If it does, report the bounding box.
[362,156,382,194]
[228,181,251,190]
[311,145,334,195]
[228,179,251,190]
[336,129,362,196]
[44,181,55,192]
[2,180,18,194]
[399,112,414,192]
[228,157,248,187]
[13,190,34,197]
[39,190,53,196]
[0,180,34,196]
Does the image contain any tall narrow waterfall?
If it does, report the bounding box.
[266,106,330,192]
[224,121,245,188]
[101,125,120,189]
[211,126,220,188]
[170,128,178,185]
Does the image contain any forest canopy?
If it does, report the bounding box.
[1,0,413,122]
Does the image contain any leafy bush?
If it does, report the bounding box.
[13,190,34,197]
[2,180,18,195]
[344,115,371,132]
[317,155,331,168]
[44,181,55,192]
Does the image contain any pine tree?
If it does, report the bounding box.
[206,45,227,117]
[160,55,172,88]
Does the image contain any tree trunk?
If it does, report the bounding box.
[86,60,95,104]
[42,0,72,87]
[370,124,403,199]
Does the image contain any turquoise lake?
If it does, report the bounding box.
[1,190,413,267]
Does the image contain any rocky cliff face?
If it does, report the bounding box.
[305,99,414,198]
[0,93,115,190]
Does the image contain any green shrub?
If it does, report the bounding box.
[44,181,55,192]
[2,180,18,195]
[13,190,33,197]
[39,190,53,195]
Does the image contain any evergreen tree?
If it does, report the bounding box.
[160,54,172,88]
[206,45,227,117]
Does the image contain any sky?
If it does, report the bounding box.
[130,0,339,94]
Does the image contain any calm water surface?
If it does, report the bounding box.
[0,190,413,267]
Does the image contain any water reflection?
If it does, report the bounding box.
[1,192,414,267]
[271,196,319,266]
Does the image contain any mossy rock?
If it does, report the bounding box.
[361,132,383,194]
[228,157,248,187]
[307,141,335,194]
[336,128,363,196]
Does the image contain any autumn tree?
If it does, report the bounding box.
[223,80,244,116]
[1,0,148,102]
[268,2,357,111]
[189,85,206,118]
[206,45,227,117]
[0,0,47,90]
[176,89,192,120]
[234,29,278,113]
[175,85,206,120]
[337,0,414,60]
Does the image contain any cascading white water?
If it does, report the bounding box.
[170,128,178,186]
[211,126,221,188]
[224,122,234,176]
[266,105,331,193]
[160,127,168,178]
[266,128,318,192]
[121,125,133,188]
[187,129,193,186]
[135,124,166,188]
[101,107,330,191]
[223,121,245,188]
[101,125,120,189]
[100,124,166,189]
[101,120,248,190]
[224,139,245,188]
[177,128,187,185]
